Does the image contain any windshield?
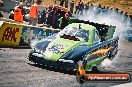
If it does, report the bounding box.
[59,27,89,42]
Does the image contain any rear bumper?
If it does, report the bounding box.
[28,52,77,71]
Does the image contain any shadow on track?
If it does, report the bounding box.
[27,62,76,75]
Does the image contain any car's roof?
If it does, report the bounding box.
[67,23,96,31]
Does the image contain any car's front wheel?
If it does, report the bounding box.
[76,74,87,84]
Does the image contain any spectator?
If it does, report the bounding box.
[123,12,128,23]
[37,11,42,24]
[74,2,80,14]
[60,0,64,6]
[70,1,74,14]
[84,2,89,11]
[46,6,53,27]
[129,15,132,27]
[14,3,24,22]
[80,2,84,15]
[59,13,70,29]
[52,6,60,28]
[54,1,57,5]
[29,0,42,26]
[65,0,68,8]
[41,10,47,24]
[26,1,31,7]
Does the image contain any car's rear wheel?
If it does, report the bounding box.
[91,66,99,73]
[108,46,118,59]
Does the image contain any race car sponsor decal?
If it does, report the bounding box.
[49,44,67,54]
[44,49,53,59]
[85,73,130,82]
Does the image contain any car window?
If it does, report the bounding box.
[75,29,89,42]
[64,27,77,35]
[59,27,89,42]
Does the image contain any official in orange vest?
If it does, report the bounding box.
[14,3,24,22]
[29,0,42,26]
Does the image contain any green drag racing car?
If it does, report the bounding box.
[28,22,119,71]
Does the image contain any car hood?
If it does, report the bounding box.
[43,38,81,61]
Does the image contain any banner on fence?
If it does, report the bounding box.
[19,26,60,46]
[0,22,60,47]
[0,23,22,47]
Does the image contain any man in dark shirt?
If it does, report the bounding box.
[70,1,74,14]
[60,0,64,6]
[59,13,70,29]
[65,0,68,8]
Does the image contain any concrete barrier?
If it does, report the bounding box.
[0,21,60,48]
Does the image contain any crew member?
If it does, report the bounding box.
[14,3,24,22]
[29,0,42,26]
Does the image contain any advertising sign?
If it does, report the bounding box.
[0,23,22,47]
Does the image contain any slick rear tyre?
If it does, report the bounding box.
[76,75,86,84]
[108,46,118,59]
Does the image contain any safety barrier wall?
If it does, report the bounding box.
[0,22,60,47]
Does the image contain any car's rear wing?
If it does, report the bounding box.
[69,18,116,39]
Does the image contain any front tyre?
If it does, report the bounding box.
[76,74,86,84]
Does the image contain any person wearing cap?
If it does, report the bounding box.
[29,0,42,26]
[14,2,24,22]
